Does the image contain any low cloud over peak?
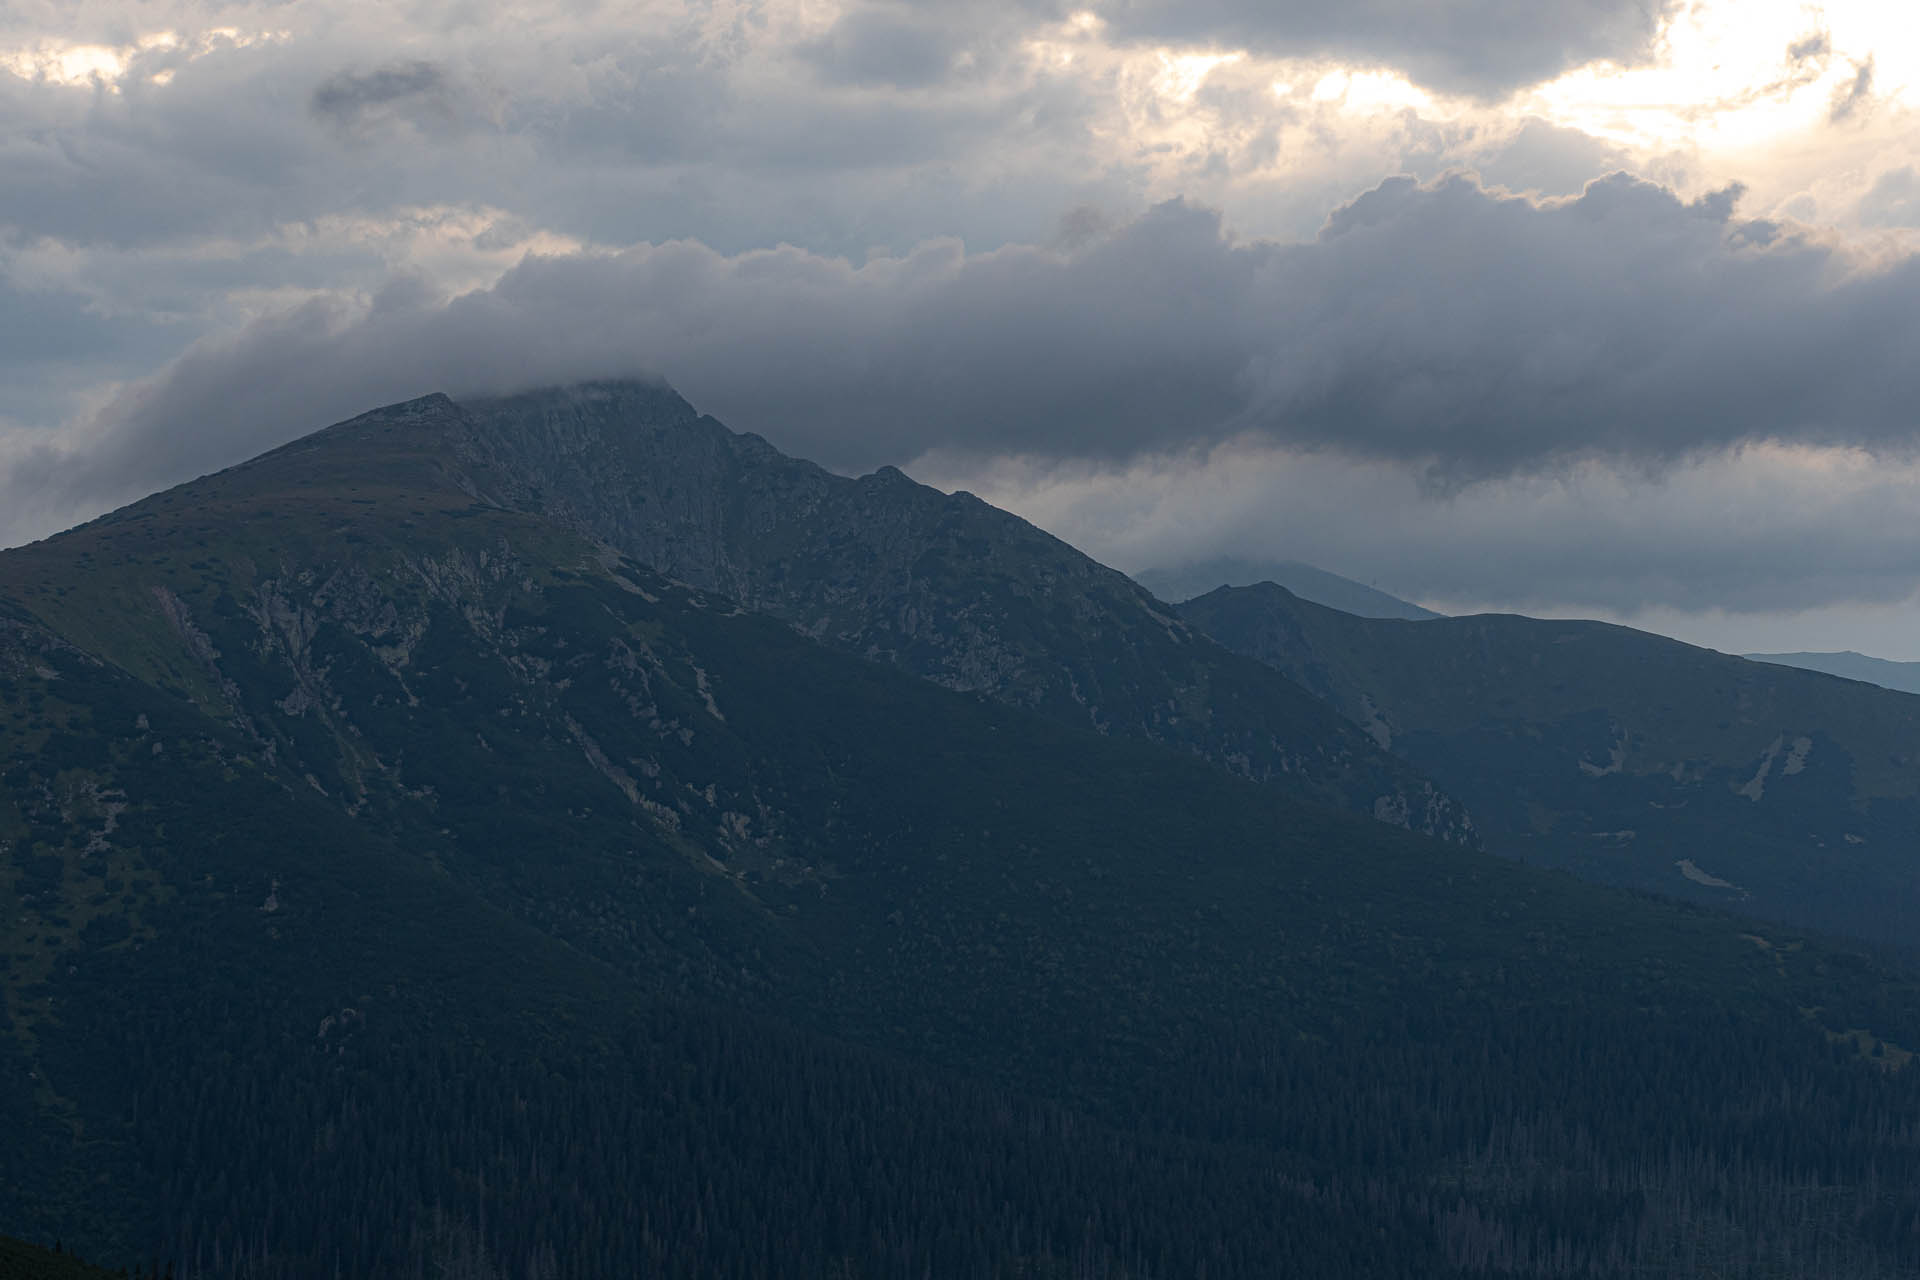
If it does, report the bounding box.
[10,168,1920,552]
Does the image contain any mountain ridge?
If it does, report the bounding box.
[1179,581,1920,947]
[361,381,1471,841]
[1133,556,1441,619]
[1747,649,1920,697]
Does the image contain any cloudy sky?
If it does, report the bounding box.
[6,0,1920,654]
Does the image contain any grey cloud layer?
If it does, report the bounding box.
[0,0,1708,445]
[0,17,1081,254]
[844,0,1680,96]
[311,61,463,137]
[947,441,1920,620]
[12,170,1920,551]
[1093,0,1682,96]
[0,2,1125,461]
[1251,173,1920,481]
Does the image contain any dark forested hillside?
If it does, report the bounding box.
[0,1237,123,1280]
[3,386,1920,1277]
[1178,581,1920,948]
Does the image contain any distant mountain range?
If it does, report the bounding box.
[1747,650,1920,696]
[1132,557,1441,619]
[4,382,1920,1277]
[1180,583,1920,947]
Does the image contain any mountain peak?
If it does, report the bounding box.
[1135,557,1441,620]
[410,385,1474,840]
[463,377,699,427]
[377,390,459,416]
[9,382,1473,845]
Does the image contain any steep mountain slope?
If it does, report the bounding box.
[4,389,1920,1276]
[1749,650,1920,696]
[1135,556,1442,618]
[441,382,1470,841]
[1181,583,1920,946]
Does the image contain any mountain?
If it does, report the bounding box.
[1133,556,1442,618]
[437,383,1469,841]
[5,385,1920,1277]
[1748,650,1920,697]
[1179,582,1920,947]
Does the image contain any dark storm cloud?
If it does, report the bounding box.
[1089,0,1683,97]
[798,6,963,88]
[15,170,1920,547]
[311,61,450,125]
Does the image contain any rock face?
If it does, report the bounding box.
[1180,581,1920,946]
[434,381,1475,841]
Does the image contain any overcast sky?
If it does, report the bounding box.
[7,1,1920,654]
